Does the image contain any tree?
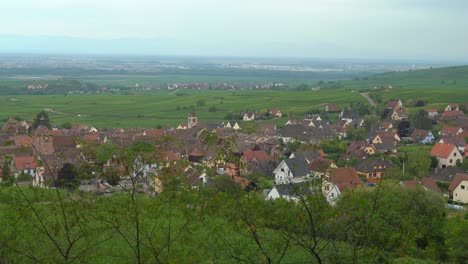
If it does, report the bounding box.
[407,150,432,179]
[1,158,12,186]
[56,163,79,190]
[411,110,432,130]
[32,110,52,129]
[397,121,412,137]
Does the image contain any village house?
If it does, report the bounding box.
[324,103,339,112]
[390,108,408,121]
[438,136,467,154]
[445,104,460,112]
[430,143,463,168]
[322,167,362,204]
[224,121,241,130]
[380,122,394,131]
[273,157,310,184]
[439,125,463,137]
[243,112,256,121]
[345,141,376,159]
[401,178,442,194]
[13,156,38,177]
[355,159,393,184]
[386,99,403,109]
[371,131,401,145]
[448,173,468,203]
[425,109,439,118]
[2,117,30,134]
[265,182,313,201]
[309,157,336,179]
[268,109,282,118]
[440,110,465,121]
[410,129,435,144]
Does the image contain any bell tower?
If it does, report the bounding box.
[188,108,197,128]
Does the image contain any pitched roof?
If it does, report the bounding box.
[14,156,39,170]
[284,158,310,177]
[430,143,457,159]
[402,178,442,193]
[448,173,468,191]
[14,135,33,147]
[354,158,393,173]
[329,167,362,192]
[440,125,462,136]
[145,129,165,138]
[428,167,466,183]
[273,182,313,197]
[309,157,333,172]
[243,150,273,162]
[53,135,76,150]
[411,129,431,141]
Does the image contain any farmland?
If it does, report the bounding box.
[0,89,365,128]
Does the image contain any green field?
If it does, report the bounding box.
[2,65,468,128]
[0,89,365,128]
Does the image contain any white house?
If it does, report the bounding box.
[224,121,241,130]
[273,158,310,184]
[448,173,468,203]
[430,143,463,168]
[243,112,256,121]
[266,182,313,202]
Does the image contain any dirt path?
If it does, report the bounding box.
[360,93,377,108]
[44,108,90,117]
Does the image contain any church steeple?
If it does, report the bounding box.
[188,108,197,128]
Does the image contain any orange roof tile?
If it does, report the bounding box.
[448,173,468,191]
[430,143,457,159]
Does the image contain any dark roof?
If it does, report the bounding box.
[284,158,310,177]
[273,182,313,197]
[354,158,394,173]
[428,167,467,183]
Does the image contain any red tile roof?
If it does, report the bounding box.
[402,178,442,193]
[440,125,462,136]
[145,129,165,138]
[330,167,362,192]
[430,143,457,159]
[448,173,468,191]
[14,156,38,170]
[14,135,33,147]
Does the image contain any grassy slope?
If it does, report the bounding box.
[0,89,364,128]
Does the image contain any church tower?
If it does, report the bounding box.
[188,109,198,128]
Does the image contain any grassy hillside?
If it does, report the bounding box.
[0,89,364,128]
[343,65,468,90]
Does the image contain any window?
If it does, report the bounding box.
[462,185,465,190]
[450,159,453,163]
[454,153,457,156]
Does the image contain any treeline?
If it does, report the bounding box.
[0,180,465,263]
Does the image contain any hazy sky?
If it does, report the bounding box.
[1,0,468,60]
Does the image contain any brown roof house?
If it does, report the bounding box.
[401,178,442,194]
[430,143,463,168]
[322,167,362,204]
[448,173,468,203]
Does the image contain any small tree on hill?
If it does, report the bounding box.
[32,110,52,129]
[56,163,79,190]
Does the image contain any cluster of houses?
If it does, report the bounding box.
[1,99,468,205]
